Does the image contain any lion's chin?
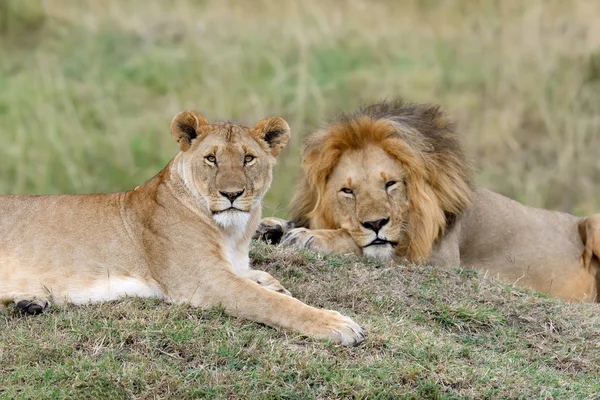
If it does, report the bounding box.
[362,244,394,262]
[212,209,251,230]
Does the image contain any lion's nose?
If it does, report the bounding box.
[361,218,389,233]
[220,190,245,203]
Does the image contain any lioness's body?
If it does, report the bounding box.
[256,100,600,302]
[0,111,364,346]
[0,191,165,305]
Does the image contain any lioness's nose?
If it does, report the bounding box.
[361,218,389,233]
[220,190,245,203]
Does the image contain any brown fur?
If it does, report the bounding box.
[258,100,600,301]
[0,111,364,345]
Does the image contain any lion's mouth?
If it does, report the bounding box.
[212,207,248,215]
[365,238,397,247]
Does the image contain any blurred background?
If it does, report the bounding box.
[1,0,599,217]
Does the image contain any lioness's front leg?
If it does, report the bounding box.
[281,228,361,256]
[169,266,364,346]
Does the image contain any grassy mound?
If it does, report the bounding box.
[2,242,598,398]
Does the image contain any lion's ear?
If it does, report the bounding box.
[171,111,209,151]
[252,117,291,157]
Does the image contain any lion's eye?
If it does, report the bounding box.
[385,181,397,189]
[205,155,217,164]
[340,188,353,194]
[244,155,255,164]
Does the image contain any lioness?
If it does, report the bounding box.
[0,111,364,346]
[256,100,600,301]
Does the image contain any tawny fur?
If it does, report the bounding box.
[257,100,600,302]
[0,111,364,346]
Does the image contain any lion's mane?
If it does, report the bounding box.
[291,100,474,262]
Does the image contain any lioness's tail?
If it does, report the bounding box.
[578,214,600,272]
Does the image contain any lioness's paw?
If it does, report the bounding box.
[305,310,365,346]
[253,217,293,245]
[15,297,51,315]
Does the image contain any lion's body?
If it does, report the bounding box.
[436,188,598,300]
[0,112,364,346]
[256,100,600,302]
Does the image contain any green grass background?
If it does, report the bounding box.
[1,0,599,216]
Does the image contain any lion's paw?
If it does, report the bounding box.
[253,217,293,245]
[15,297,51,315]
[281,228,333,254]
[281,227,313,247]
[305,309,365,346]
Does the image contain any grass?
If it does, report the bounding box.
[0,0,599,215]
[2,1,600,398]
[1,243,599,398]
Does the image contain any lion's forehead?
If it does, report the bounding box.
[329,145,405,188]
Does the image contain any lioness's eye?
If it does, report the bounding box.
[385,181,397,189]
[205,155,217,164]
[244,155,255,164]
[341,188,353,194]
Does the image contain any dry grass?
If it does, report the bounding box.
[1,243,599,398]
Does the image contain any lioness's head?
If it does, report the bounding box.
[292,100,473,263]
[171,111,290,229]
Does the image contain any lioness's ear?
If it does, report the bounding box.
[171,111,209,151]
[253,117,291,157]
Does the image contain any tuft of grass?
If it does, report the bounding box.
[1,242,599,398]
[430,302,506,332]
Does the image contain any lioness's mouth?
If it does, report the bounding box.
[212,207,248,215]
[365,238,397,247]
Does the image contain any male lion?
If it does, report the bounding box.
[256,100,600,302]
[0,111,364,346]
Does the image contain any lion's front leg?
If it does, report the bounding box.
[281,228,361,256]
[242,269,291,296]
